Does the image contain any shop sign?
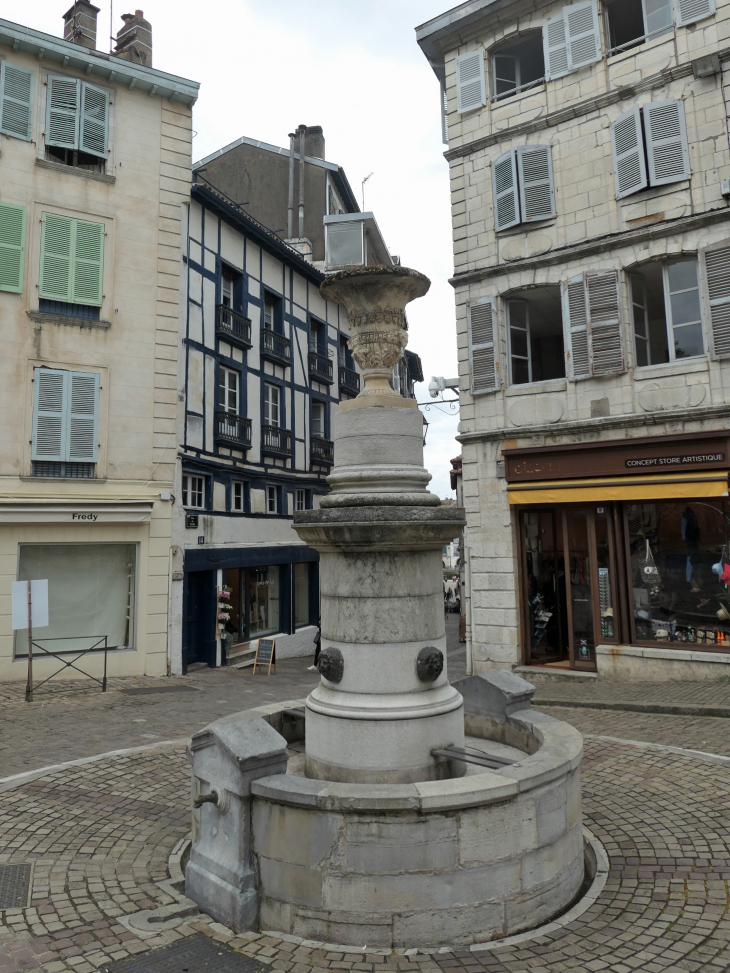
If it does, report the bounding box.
[71,512,98,521]
[626,453,724,468]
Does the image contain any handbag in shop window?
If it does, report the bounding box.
[638,539,662,596]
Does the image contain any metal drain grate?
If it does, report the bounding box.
[0,863,32,910]
[119,685,199,696]
[103,933,271,973]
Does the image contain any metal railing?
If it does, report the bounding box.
[216,305,252,347]
[311,437,334,465]
[308,352,334,384]
[338,366,360,395]
[216,412,252,448]
[261,424,292,457]
[24,635,110,701]
[260,328,291,365]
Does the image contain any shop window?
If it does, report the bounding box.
[630,258,704,366]
[15,543,135,654]
[507,287,565,385]
[626,500,730,646]
[249,565,280,637]
[219,366,239,414]
[491,34,545,101]
[295,562,310,628]
[224,568,241,643]
[182,474,205,509]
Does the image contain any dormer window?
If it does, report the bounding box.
[491,34,545,102]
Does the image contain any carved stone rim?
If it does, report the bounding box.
[323,265,430,285]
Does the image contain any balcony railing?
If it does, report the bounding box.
[216,305,252,348]
[216,412,252,449]
[339,366,360,395]
[260,328,291,366]
[309,351,334,384]
[261,424,292,457]
[311,437,335,466]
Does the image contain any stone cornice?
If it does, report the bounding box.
[457,402,730,445]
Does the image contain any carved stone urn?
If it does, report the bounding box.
[320,265,430,404]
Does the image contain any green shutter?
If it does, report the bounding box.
[0,62,34,140]
[39,212,73,301]
[72,219,104,306]
[80,83,108,158]
[46,76,79,149]
[0,202,25,293]
[68,371,99,461]
[32,368,67,461]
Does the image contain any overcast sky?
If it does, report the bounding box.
[14,0,461,497]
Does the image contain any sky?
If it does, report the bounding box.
[12,0,461,497]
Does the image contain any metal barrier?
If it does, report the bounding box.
[24,636,110,701]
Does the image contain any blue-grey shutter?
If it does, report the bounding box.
[68,371,99,461]
[586,271,625,375]
[441,83,449,145]
[0,62,34,140]
[643,99,691,187]
[46,76,79,149]
[701,242,730,359]
[32,368,67,461]
[563,276,591,379]
[517,145,556,222]
[565,1,602,71]
[673,0,715,25]
[611,106,648,198]
[492,150,520,231]
[543,13,570,80]
[455,49,486,113]
[468,299,498,393]
[80,82,108,158]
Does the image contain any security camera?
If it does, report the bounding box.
[429,376,460,398]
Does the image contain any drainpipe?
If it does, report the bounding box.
[287,131,296,239]
[465,545,473,676]
[298,124,306,239]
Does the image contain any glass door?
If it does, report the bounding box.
[520,509,569,665]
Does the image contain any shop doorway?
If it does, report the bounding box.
[183,571,215,672]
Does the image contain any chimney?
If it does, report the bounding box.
[114,10,152,67]
[304,126,325,161]
[63,1,100,50]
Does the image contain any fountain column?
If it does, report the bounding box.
[293,267,467,783]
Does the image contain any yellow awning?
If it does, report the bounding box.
[507,471,729,505]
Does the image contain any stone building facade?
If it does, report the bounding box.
[418,0,730,680]
[0,6,197,682]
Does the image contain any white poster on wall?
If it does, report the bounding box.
[11,579,49,630]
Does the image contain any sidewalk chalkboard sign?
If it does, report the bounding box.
[252,638,276,675]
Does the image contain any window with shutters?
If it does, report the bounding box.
[31,367,99,478]
[467,299,498,394]
[490,34,545,102]
[702,242,730,359]
[0,202,26,294]
[562,271,625,379]
[0,62,34,140]
[507,287,565,386]
[455,49,487,114]
[182,474,205,509]
[39,213,105,311]
[630,258,705,366]
[492,146,556,231]
[44,76,109,173]
[611,100,690,199]
[605,0,713,53]
[543,1,602,81]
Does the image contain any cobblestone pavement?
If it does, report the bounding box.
[532,674,730,711]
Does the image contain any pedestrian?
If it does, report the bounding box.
[308,618,322,671]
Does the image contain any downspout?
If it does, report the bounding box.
[465,545,473,676]
[298,124,306,239]
[287,131,296,239]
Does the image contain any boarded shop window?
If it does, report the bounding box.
[491,34,545,101]
[507,287,565,386]
[630,258,704,366]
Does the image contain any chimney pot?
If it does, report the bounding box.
[63,0,100,50]
[114,9,152,66]
[135,9,144,16]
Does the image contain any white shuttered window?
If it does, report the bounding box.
[562,273,625,380]
[611,106,648,198]
[701,242,730,359]
[611,100,690,198]
[673,0,715,26]
[493,146,555,229]
[0,62,34,140]
[455,50,486,114]
[468,299,498,394]
[543,1,601,80]
[45,76,108,158]
[31,368,100,463]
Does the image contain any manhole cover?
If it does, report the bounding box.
[120,685,199,696]
[0,864,32,910]
[103,934,269,973]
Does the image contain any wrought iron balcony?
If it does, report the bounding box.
[308,352,334,384]
[338,366,360,395]
[216,305,252,348]
[216,412,252,449]
[261,424,292,457]
[311,437,335,466]
[260,328,291,366]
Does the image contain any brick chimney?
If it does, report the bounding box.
[114,10,152,67]
[304,126,325,161]
[63,1,100,50]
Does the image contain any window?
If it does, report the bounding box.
[264,383,280,427]
[507,287,565,385]
[311,400,325,438]
[295,562,310,628]
[267,485,278,514]
[564,271,625,379]
[468,299,497,394]
[39,213,104,307]
[0,202,26,293]
[703,241,730,359]
[232,481,246,512]
[31,368,99,475]
[630,258,704,366]
[296,488,307,511]
[309,319,325,355]
[491,34,545,101]
[0,62,34,140]
[264,293,277,330]
[221,271,234,308]
[219,366,239,414]
[611,100,690,199]
[493,145,555,231]
[249,565,280,636]
[16,544,136,654]
[455,49,487,113]
[605,0,714,55]
[45,76,109,171]
[543,1,602,81]
[182,474,205,509]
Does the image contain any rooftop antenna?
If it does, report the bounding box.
[110,0,114,53]
[361,172,374,211]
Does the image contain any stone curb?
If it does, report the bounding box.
[535,698,730,718]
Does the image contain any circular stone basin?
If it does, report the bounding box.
[250,705,584,948]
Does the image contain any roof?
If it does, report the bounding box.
[194,134,360,214]
[416,0,506,79]
[0,16,199,105]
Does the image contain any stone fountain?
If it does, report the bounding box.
[185,266,585,948]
